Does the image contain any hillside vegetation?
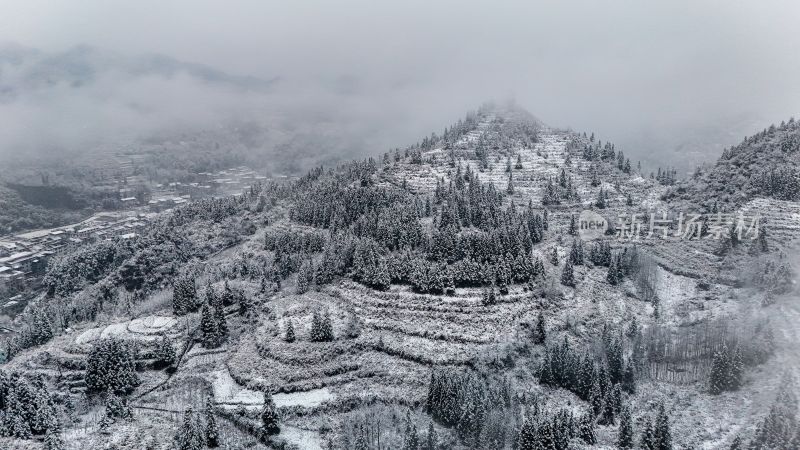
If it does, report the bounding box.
[667,118,800,209]
[0,103,798,450]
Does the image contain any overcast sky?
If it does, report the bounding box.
[2,0,800,171]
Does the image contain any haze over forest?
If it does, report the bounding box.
[2,0,799,174]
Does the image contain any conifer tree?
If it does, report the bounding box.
[213,301,228,343]
[31,309,54,345]
[200,302,221,349]
[590,379,603,417]
[596,188,607,209]
[618,405,634,449]
[310,310,322,341]
[221,280,235,306]
[242,287,256,315]
[542,178,560,205]
[29,375,59,435]
[296,259,313,294]
[651,295,662,319]
[344,312,361,339]
[568,215,578,235]
[44,427,64,450]
[606,338,625,385]
[532,257,545,280]
[578,413,596,444]
[173,275,197,316]
[560,260,575,287]
[599,384,622,425]
[2,385,32,438]
[285,319,296,342]
[353,424,369,450]
[403,413,420,450]
[709,345,743,394]
[310,310,334,342]
[176,408,206,450]
[550,247,559,265]
[155,336,176,369]
[622,364,637,394]
[709,345,730,395]
[569,239,584,265]
[534,312,547,345]
[652,403,672,450]
[482,285,497,306]
[85,338,139,394]
[749,373,797,449]
[640,419,656,450]
[103,392,133,422]
[424,422,438,450]
[205,396,219,448]
[517,415,537,450]
[261,392,280,435]
[607,258,621,285]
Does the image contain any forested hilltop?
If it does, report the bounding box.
[0,103,797,450]
[667,117,800,209]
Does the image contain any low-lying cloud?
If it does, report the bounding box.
[1,1,799,174]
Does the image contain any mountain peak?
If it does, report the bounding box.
[477,99,546,128]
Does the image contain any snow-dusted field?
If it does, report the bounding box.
[273,387,333,408]
[280,425,324,450]
[75,315,177,345]
[211,369,263,406]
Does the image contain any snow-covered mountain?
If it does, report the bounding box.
[0,103,797,450]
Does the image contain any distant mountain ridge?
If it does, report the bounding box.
[0,43,278,100]
[666,117,800,209]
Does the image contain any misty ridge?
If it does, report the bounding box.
[0,39,789,180]
[1,0,799,182]
[0,43,463,176]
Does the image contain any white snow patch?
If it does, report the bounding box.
[210,369,263,405]
[128,316,177,334]
[75,315,176,345]
[75,327,104,345]
[273,387,333,408]
[656,266,697,317]
[210,369,333,411]
[280,425,323,450]
[100,322,131,339]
